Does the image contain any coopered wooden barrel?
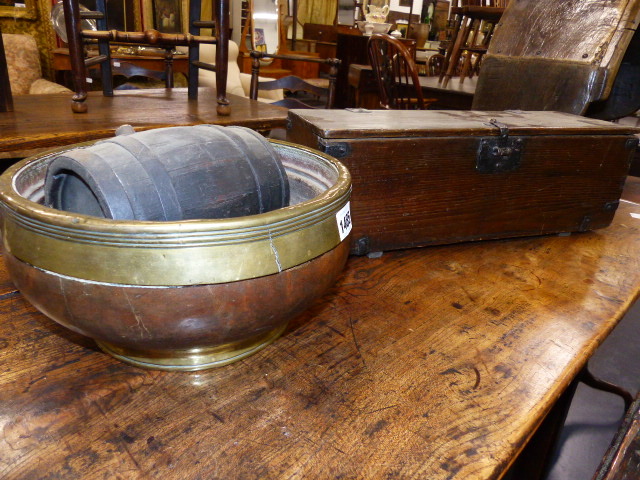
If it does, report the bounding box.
[44,125,290,221]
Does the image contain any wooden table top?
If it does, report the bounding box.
[0,88,288,159]
[2,180,640,478]
[419,76,477,110]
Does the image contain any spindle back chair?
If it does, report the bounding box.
[367,33,427,110]
[60,0,230,114]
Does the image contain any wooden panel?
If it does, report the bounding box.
[2,200,640,479]
[488,0,638,65]
[474,0,640,114]
[473,57,607,114]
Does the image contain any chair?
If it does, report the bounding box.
[60,0,230,114]
[367,33,429,110]
[439,0,506,87]
[2,33,71,96]
[249,51,341,109]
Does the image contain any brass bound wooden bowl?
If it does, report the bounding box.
[0,140,352,371]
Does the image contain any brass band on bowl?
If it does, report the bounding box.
[0,140,352,286]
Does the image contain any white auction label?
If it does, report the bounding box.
[113,61,121,67]
[336,201,352,241]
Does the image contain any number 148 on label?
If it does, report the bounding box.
[336,202,352,242]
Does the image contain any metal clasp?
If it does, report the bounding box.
[476,119,524,174]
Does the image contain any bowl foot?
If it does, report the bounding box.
[96,323,288,371]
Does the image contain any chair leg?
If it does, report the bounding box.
[215,0,230,115]
[62,0,89,113]
[326,60,339,109]
[442,17,470,88]
[95,0,113,96]
[439,13,463,84]
[187,0,201,100]
[459,19,480,85]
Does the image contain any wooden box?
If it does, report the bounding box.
[286,110,639,255]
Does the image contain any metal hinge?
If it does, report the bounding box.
[476,119,524,174]
[318,139,351,158]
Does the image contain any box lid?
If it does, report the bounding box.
[288,110,640,139]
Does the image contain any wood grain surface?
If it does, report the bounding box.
[1,185,640,478]
[286,110,638,254]
[473,0,640,114]
[285,109,639,139]
[489,0,640,67]
[0,89,288,159]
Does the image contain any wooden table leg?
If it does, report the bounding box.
[506,361,633,480]
[506,377,581,480]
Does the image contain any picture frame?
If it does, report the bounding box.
[153,0,182,33]
[0,0,36,19]
[395,21,408,37]
[253,27,267,52]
